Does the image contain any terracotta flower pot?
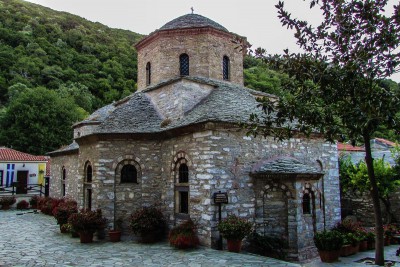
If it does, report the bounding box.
[318,250,340,263]
[359,240,368,251]
[227,239,242,253]
[340,245,354,257]
[79,232,94,243]
[109,230,121,242]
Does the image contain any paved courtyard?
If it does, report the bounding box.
[0,210,398,267]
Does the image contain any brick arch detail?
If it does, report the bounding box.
[83,160,93,183]
[170,151,192,180]
[259,182,294,199]
[113,155,143,184]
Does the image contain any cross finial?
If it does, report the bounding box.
[191,7,194,14]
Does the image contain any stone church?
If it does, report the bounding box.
[49,13,341,261]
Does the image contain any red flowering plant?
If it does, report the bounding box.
[383,224,397,238]
[0,196,16,206]
[39,197,55,215]
[29,195,40,208]
[68,209,107,234]
[53,199,78,226]
[169,219,199,249]
[129,206,166,235]
[16,200,29,210]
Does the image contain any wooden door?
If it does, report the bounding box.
[16,171,28,194]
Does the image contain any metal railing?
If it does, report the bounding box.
[0,182,45,196]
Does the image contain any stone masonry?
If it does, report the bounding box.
[49,13,341,262]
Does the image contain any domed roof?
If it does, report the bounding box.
[159,14,228,32]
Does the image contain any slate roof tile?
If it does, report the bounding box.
[159,14,228,32]
[251,157,323,175]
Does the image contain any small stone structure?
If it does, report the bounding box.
[49,13,341,261]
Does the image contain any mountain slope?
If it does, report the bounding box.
[0,0,143,108]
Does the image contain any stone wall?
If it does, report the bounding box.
[136,29,244,90]
[49,152,80,202]
[341,189,400,226]
[50,126,340,261]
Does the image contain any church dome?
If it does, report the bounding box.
[159,14,228,32]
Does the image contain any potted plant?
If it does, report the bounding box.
[109,218,123,242]
[217,214,252,253]
[340,232,359,256]
[16,200,29,210]
[356,228,368,251]
[366,231,375,250]
[52,200,77,232]
[29,195,39,209]
[0,196,16,210]
[129,206,166,243]
[384,224,393,246]
[169,219,199,249]
[95,209,107,240]
[314,230,343,263]
[68,209,106,243]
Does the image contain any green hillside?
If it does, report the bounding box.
[0,0,142,108]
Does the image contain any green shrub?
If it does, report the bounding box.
[217,214,252,240]
[314,230,343,251]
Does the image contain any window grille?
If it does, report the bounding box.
[223,56,230,80]
[180,54,189,76]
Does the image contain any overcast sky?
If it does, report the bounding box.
[24,0,400,82]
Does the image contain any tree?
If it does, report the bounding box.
[0,87,84,155]
[340,155,400,223]
[247,1,400,264]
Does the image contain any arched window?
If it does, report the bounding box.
[223,56,230,80]
[86,165,92,183]
[121,164,137,183]
[175,158,190,215]
[179,54,189,76]
[179,164,189,183]
[146,62,151,85]
[62,167,66,197]
[303,190,316,215]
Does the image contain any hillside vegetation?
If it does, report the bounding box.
[0,0,398,155]
[0,0,142,108]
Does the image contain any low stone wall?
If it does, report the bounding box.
[341,189,400,225]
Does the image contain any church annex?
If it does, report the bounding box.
[49,14,341,261]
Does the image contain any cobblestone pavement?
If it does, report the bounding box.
[0,210,399,267]
[0,210,299,267]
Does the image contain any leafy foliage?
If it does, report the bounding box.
[168,219,199,249]
[0,87,84,154]
[129,206,166,235]
[246,1,400,264]
[314,230,343,251]
[68,209,106,234]
[0,0,141,107]
[217,214,252,240]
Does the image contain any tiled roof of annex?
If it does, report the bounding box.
[0,147,48,162]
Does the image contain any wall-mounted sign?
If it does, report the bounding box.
[213,191,228,204]
[29,173,36,177]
